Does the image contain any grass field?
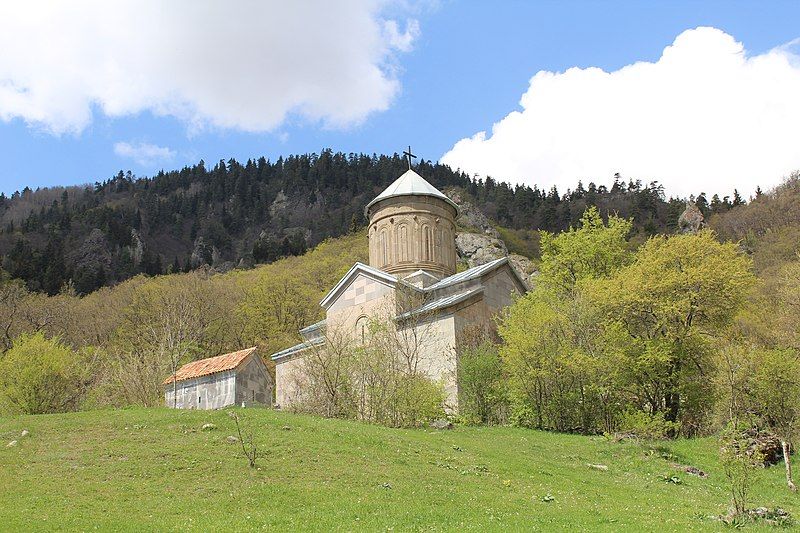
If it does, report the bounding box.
[1,408,797,531]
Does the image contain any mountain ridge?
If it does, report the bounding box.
[0,150,743,295]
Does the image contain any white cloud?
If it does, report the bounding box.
[0,1,418,135]
[384,19,420,53]
[441,27,800,198]
[114,141,176,167]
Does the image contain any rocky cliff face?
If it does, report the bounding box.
[445,188,500,238]
[445,188,537,288]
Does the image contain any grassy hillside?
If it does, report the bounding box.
[1,409,796,531]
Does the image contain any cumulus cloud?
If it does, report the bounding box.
[0,1,418,135]
[442,27,800,198]
[114,142,176,167]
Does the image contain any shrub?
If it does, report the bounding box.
[720,421,765,516]
[616,410,680,440]
[458,341,508,425]
[389,374,446,428]
[0,333,91,415]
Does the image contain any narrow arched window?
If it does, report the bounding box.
[380,229,388,266]
[398,224,409,262]
[355,316,369,344]
[443,228,451,265]
[423,226,433,262]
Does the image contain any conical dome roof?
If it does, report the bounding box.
[365,169,459,214]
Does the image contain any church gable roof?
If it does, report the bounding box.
[396,286,484,321]
[365,169,459,214]
[426,257,525,291]
[271,337,325,361]
[319,262,405,309]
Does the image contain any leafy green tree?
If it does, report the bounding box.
[751,349,800,491]
[595,230,755,431]
[720,420,765,516]
[499,208,631,433]
[538,206,632,293]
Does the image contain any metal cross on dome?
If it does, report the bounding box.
[403,146,416,169]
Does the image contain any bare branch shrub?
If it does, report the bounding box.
[229,410,261,468]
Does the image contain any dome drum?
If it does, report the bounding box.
[367,172,458,279]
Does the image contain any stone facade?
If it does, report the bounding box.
[234,356,273,406]
[271,168,528,413]
[166,371,237,410]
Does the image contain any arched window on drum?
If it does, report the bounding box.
[379,228,389,266]
[443,228,452,264]
[397,223,409,263]
[422,225,434,262]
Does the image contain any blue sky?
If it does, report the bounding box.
[1,1,799,197]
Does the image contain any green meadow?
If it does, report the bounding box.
[1,408,797,531]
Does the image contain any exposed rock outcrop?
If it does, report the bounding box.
[190,236,214,268]
[269,190,290,218]
[456,233,508,267]
[128,229,144,265]
[447,189,537,288]
[445,188,500,239]
[455,231,537,288]
[678,201,705,234]
[508,254,537,288]
[68,228,112,274]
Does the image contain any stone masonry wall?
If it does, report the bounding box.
[164,370,236,409]
[235,356,274,406]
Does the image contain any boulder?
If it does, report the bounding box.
[743,428,784,466]
[430,419,454,430]
[225,435,239,444]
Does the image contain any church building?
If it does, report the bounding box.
[271,165,527,411]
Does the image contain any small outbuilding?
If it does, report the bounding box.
[163,347,273,409]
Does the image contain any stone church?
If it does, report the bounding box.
[271,167,527,411]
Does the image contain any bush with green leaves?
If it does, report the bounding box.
[0,333,92,415]
[457,341,508,425]
[720,421,765,516]
[616,410,680,440]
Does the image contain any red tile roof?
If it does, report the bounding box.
[163,347,257,385]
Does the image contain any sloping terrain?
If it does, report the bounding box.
[1,408,796,531]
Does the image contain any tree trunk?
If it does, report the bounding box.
[172,358,178,408]
[782,440,797,492]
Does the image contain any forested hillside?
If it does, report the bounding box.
[0,150,745,295]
